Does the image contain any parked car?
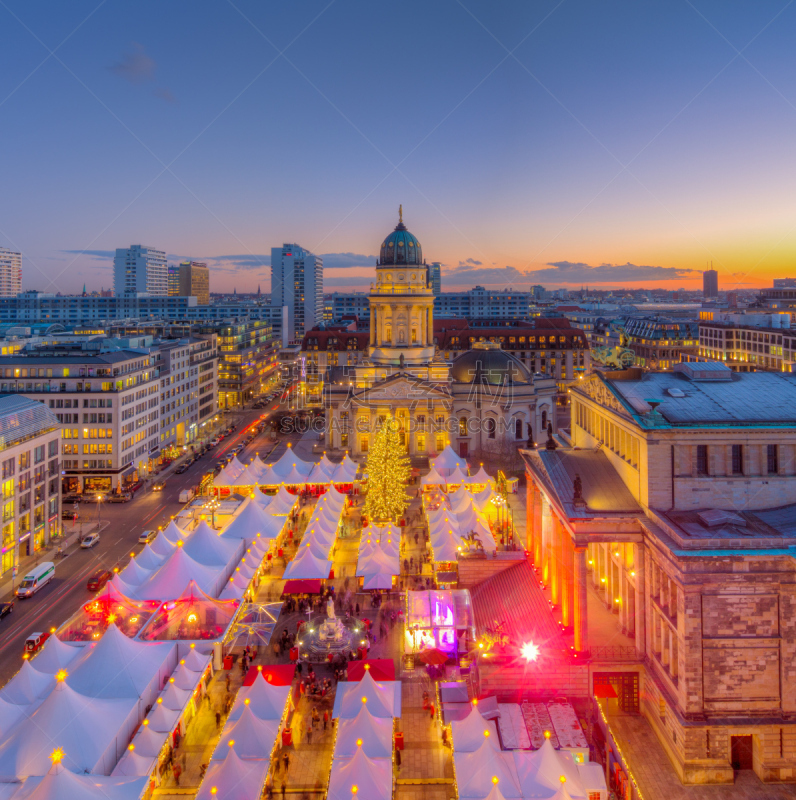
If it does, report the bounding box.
[80,533,100,549]
[86,570,112,592]
[61,509,78,521]
[0,601,13,620]
[23,631,50,658]
[63,494,82,504]
[210,438,221,447]
[107,492,132,503]
[152,481,165,492]
[138,530,156,544]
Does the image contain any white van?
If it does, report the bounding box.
[16,562,55,598]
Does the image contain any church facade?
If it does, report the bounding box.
[315,212,559,459]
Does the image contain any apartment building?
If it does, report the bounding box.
[152,335,218,453]
[0,395,61,575]
[0,349,160,495]
[179,261,210,305]
[270,244,323,341]
[694,311,795,372]
[622,316,698,370]
[433,286,540,319]
[0,248,22,297]
[113,245,168,296]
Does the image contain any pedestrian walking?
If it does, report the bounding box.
[281,782,286,799]
[414,532,419,545]
[215,710,221,728]
[395,747,402,768]
[283,752,290,773]
[323,709,329,731]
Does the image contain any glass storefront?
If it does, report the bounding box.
[84,476,112,493]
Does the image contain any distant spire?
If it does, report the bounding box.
[82,283,87,297]
[257,284,261,296]
[233,287,237,295]
[399,204,403,224]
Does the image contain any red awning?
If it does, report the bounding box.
[593,682,618,698]
[282,579,322,596]
[243,664,297,687]
[347,659,396,682]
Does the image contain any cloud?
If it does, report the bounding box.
[324,275,377,289]
[154,87,177,104]
[109,43,155,85]
[319,252,376,269]
[457,258,482,267]
[61,249,115,260]
[205,254,270,271]
[442,260,697,287]
[109,43,176,103]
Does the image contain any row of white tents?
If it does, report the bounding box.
[356,523,401,590]
[215,450,359,488]
[111,489,298,604]
[0,623,215,794]
[425,485,499,561]
[281,486,348,581]
[327,671,401,800]
[452,705,607,799]
[422,446,492,487]
[194,674,293,800]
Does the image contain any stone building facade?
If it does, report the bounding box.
[523,361,796,784]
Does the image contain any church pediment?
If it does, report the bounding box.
[575,374,632,418]
[357,374,449,401]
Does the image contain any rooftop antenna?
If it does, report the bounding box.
[398,204,403,224]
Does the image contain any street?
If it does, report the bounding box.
[0,399,309,686]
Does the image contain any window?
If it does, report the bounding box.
[417,434,425,452]
[731,444,743,475]
[34,445,45,464]
[360,436,369,453]
[696,445,708,476]
[459,417,468,437]
[541,410,547,430]
[515,418,523,440]
[767,444,778,474]
[48,440,57,458]
[485,418,496,439]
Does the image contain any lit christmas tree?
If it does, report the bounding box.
[363,412,411,522]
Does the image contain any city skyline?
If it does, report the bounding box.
[3,2,796,294]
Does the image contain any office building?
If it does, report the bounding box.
[434,286,539,319]
[773,278,796,288]
[0,395,61,575]
[270,244,323,342]
[0,248,22,297]
[694,311,794,372]
[113,245,168,297]
[622,316,699,370]
[327,292,370,322]
[0,347,160,494]
[702,268,718,298]
[151,335,218,453]
[428,261,441,295]
[179,261,210,304]
[167,263,180,296]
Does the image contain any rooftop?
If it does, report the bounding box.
[604,370,796,427]
[0,395,60,451]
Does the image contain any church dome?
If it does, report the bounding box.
[450,342,532,386]
[379,210,423,266]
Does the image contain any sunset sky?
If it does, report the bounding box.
[2,1,796,294]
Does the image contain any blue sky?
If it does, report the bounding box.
[2,1,796,293]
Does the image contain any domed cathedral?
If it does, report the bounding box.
[320,209,559,460]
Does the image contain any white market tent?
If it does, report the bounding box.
[422,466,447,486]
[332,672,401,719]
[362,572,395,590]
[27,635,81,675]
[184,522,245,568]
[281,547,332,581]
[130,547,226,600]
[512,740,605,799]
[16,762,147,800]
[446,464,468,485]
[228,676,290,722]
[267,486,298,515]
[195,749,269,800]
[66,624,176,708]
[431,446,468,477]
[148,530,177,559]
[327,749,392,800]
[221,498,286,544]
[463,466,492,487]
[334,705,393,758]
[450,707,500,753]
[145,701,180,733]
[454,740,523,799]
[0,661,54,705]
[117,558,152,587]
[131,543,164,571]
[0,681,138,778]
[160,520,188,545]
[217,706,280,761]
